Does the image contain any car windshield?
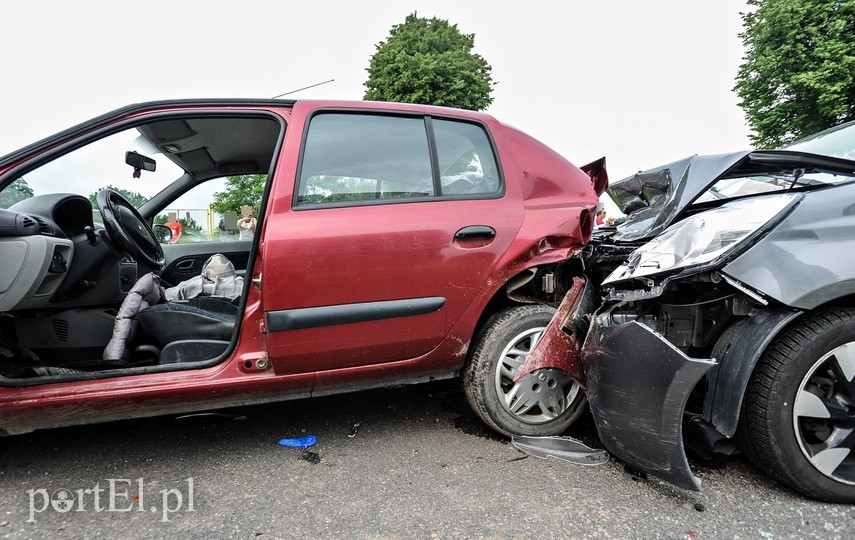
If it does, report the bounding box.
[783,120,855,161]
[695,122,855,204]
[0,127,184,211]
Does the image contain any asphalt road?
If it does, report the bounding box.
[0,380,852,539]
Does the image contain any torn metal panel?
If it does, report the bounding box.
[607,152,747,242]
[582,319,715,491]
[514,276,590,384]
[580,156,609,196]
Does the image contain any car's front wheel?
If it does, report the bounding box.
[463,305,586,437]
[739,308,855,503]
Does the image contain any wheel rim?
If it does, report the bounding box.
[494,327,580,425]
[792,341,855,485]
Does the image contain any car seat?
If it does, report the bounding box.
[103,254,243,364]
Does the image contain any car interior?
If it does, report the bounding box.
[0,113,283,383]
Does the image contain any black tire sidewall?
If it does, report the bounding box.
[747,308,855,502]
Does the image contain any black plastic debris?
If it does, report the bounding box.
[511,435,609,465]
[300,451,321,464]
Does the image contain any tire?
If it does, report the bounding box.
[462,305,586,437]
[739,307,855,503]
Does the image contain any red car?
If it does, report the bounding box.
[0,99,603,436]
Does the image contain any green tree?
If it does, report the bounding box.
[364,13,494,111]
[88,185,148,207]
[211,174,266,215]
[734,0,855,148]
[0,178,34,209]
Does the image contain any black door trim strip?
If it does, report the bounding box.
[266,297,447,332]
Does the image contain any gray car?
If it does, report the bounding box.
[511,121,855,503]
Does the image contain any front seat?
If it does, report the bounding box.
[103,254,243,363]
[134,296,238,364]
[135,296,238,345]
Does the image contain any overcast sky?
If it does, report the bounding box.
[1,1,753,194]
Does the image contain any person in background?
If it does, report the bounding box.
[595,204,607,227]
[165,213,183,244]
[237,206,257,240]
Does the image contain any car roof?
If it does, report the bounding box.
[0,98,500,168]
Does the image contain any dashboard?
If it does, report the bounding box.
[0,194,135,311]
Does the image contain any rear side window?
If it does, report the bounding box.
[434,118,501,195]
[295,113,501,207]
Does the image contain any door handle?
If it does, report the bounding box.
[176,259,197,272]
[455,226,496,240]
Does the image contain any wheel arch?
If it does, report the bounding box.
[468,258,583,348]
[703,308,803,438]
[705,291,855,439]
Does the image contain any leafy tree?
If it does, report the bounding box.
[734,0,855,148]
[364,13,494,111]
[88,185,148,208]
[0,178,34,209]
[211,174,266,215]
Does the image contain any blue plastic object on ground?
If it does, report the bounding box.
[277,435,317,449]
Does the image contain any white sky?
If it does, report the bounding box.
[0,0,753,214]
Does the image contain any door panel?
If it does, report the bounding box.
[261,109,522,375]
[159,242,250,287]
[262,198,521,374]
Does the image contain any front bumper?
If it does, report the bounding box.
[581,317,715,491]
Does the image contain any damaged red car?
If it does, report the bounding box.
[0,99,602,440]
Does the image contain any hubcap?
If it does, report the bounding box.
[793,341,855,485]
[494,327,580,425]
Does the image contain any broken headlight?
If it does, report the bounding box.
[604,193,799,284]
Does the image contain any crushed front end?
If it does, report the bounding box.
[519,191,805,490]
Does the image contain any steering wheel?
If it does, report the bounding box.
[96,188,164,270]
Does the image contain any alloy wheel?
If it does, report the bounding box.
[792,341,855,485]
[494,327,580,425]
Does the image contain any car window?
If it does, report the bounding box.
[693,122,855,206]
[294,113,502,207]
[434,118,501,195]
[0,127,183,212]
[784,120,855,161]
[296,113,434,205]
[695,170,855,204]
[151,175,266,244]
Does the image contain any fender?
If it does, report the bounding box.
[703,308,803,437]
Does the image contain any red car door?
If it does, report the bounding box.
[261,108,522,375]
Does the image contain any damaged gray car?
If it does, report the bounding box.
[511,121,855,503]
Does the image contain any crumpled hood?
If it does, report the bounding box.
[607,148,855,242]
[607,151,749,242]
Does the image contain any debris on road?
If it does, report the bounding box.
[300,451,321,464]
[277,435,317,450]
[511,435,609,465]
[174,412,248,421]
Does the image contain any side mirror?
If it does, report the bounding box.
[152,224,172,244]
[126,151,156,172]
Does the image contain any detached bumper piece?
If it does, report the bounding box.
[582,319,715,491]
